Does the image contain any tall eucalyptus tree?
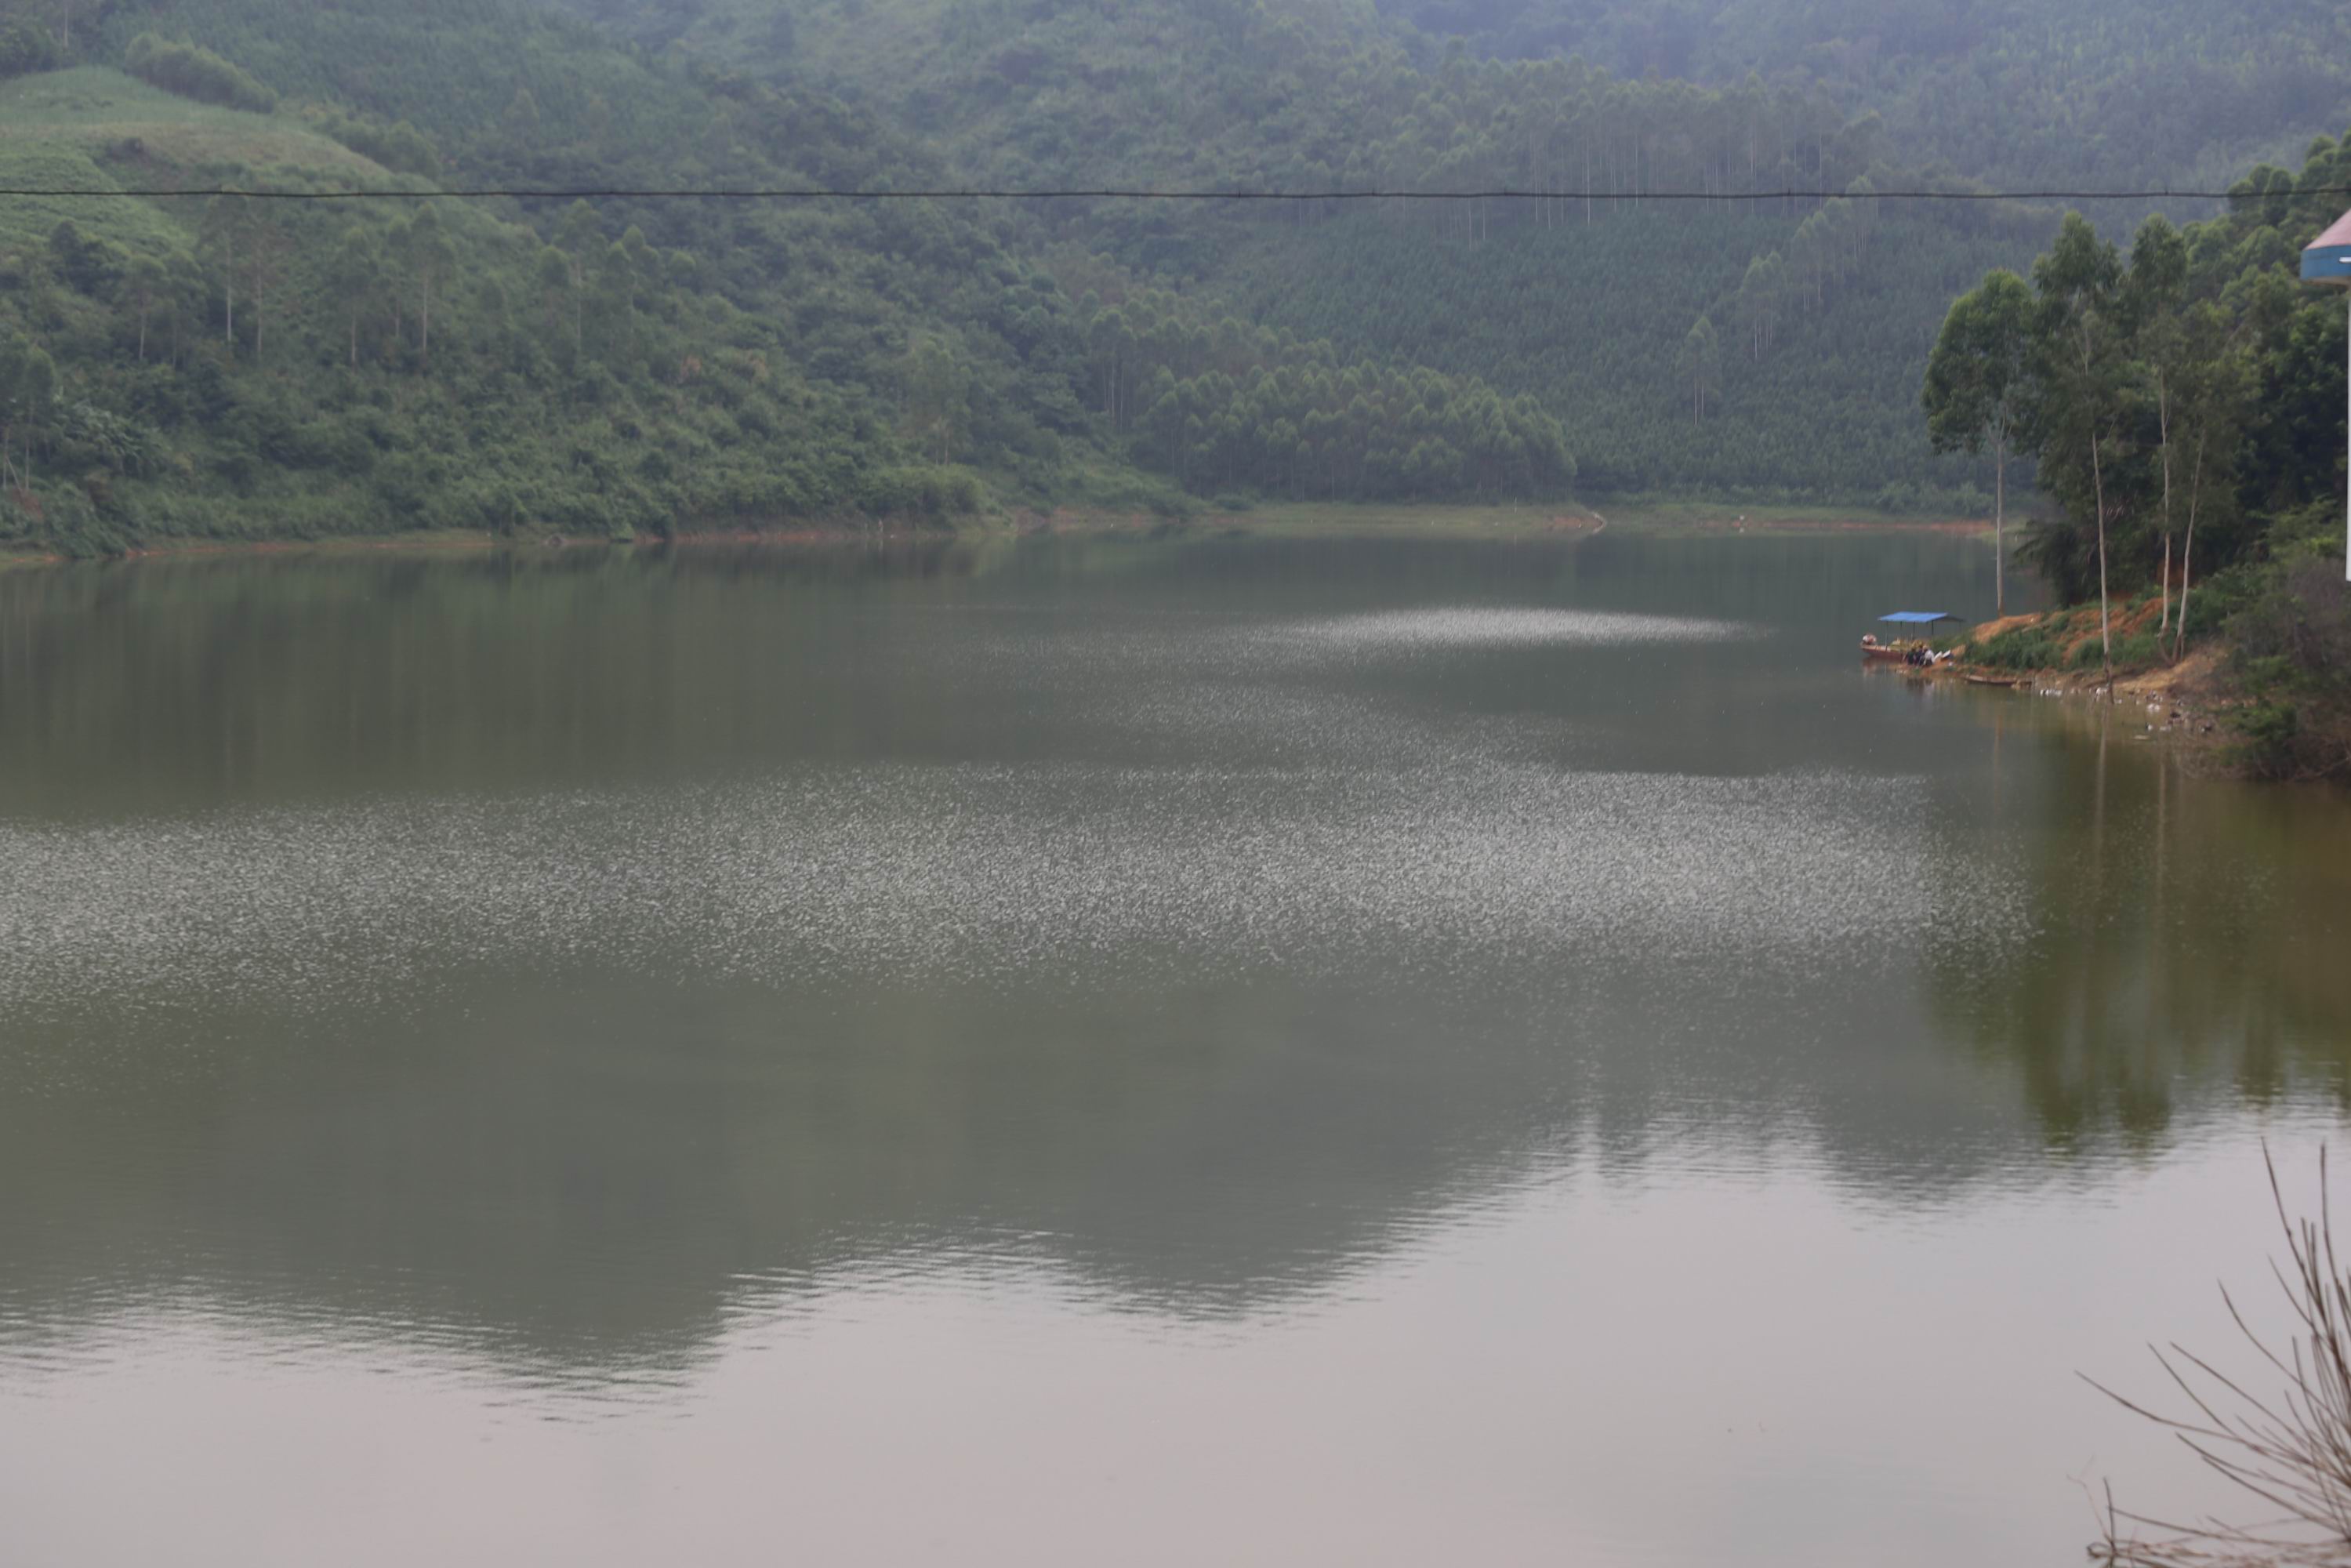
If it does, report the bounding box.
[1924,269,2033,613]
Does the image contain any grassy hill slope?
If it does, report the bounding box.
[0,61,1029,553]
[0,0,1590,555]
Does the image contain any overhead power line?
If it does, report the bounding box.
[0,183,2344,203]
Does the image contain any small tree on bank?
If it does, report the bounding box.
[1925,268,2032,615]
[2031,213,2130,684]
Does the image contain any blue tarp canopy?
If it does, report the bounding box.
[1878,612,1955,625]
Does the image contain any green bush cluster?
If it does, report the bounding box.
[855,466,985,521]
[2226,556,2351,780]
[297,107,439,178]
[1970,625,2066,671]
[0,15,58,81]
[122,33,276,114]
[2069,632,2162,670]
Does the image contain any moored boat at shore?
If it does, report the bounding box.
[1863,612,1957,667]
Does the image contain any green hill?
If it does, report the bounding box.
[0,50,1058,550]
[0,0,1587,555]
[559,0,2066,506]
[3,0,2347,552]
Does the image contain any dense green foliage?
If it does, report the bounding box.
[1074,283,1572,499]
[556,0,2082,506]
[0,0,1613,556]
[1932,137,2349,775]
[0,64,1024,551]
[2228,551,2351,779]
[1378,0,2351,191]
[122,32,275,113]
[2,0,2349,550]
[1225,199,2037,498]
[600,0,1885,197]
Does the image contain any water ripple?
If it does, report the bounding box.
[0,761,2027,1051]
[1279,606,1757,650]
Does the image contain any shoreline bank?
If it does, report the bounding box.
[1901,604,2248,766]
[1,502,1992,571]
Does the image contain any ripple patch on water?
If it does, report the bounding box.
[0,762,2026,1047]
[1282,608,1757,651]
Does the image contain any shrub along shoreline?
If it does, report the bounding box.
[1950,558,2351,782]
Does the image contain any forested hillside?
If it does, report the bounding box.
[1377,0,2351,191]
[0,0,1087,550]
[1222,201,2039,498]
[0,0,1573,554]
[550,0,2078,504]
[0,0,2346,550]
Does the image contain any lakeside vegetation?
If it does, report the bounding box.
[1928,130,2350,779]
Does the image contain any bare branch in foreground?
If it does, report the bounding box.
[2091,1147,2351,1567]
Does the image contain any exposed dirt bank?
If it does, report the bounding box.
[1940,604,2243,762]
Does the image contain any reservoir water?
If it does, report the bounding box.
[2,528,2348,1566]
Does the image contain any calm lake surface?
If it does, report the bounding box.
[3,528,2349,1566]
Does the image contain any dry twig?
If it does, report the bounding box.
[2088,1147,2351,1566]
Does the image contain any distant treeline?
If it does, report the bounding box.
[1374,0,2351,191]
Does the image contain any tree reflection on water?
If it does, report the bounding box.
[1929,702,2351,1146]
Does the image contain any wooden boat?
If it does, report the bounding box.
[1863,612,1958,668]
[1861,636,1954,666]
